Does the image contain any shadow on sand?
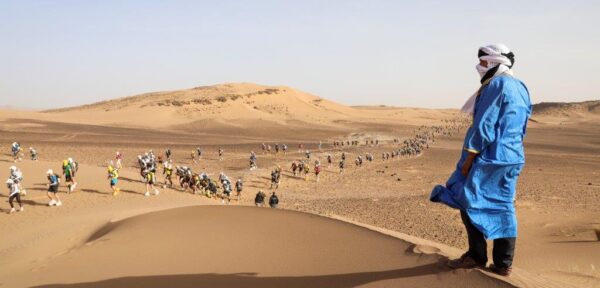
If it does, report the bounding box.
[81,189,109,195]
[119,176,145,184]
[32,262,472,288]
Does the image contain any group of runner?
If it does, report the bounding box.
[4,116,468,213]
[261,143,288,155]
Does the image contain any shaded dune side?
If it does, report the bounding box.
[29,206,513,288]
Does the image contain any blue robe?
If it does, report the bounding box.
[430,75,531,240]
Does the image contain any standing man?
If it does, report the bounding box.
[430,44,531,277]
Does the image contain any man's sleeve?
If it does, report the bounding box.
[464,92,504,154]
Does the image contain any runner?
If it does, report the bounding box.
[142,157,159,196]
[190,150,197,164]
[235,177,243,201]
[163,159,174,188]
[9,166,26,196]
[46,169,62,206]
[107,164,120,196]
[115,151,123,169]
[29,147,38,161]
[314,160,322,182]
[6,178,24,213]
[255,190,266,207]
[11,142,22,162]
[291,161,298,177]
[218,147,224,161]
[269,191,279,208]
[62,159,78,193]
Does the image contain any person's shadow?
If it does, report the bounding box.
[33,262,461,288]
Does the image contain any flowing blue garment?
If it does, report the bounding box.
[430,75,531,240]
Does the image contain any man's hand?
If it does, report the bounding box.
[461,152,478,176]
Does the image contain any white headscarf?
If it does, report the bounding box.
[461,44,514,114]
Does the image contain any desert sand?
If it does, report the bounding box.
[0,83,598,288]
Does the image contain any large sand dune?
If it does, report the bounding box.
[9,206,514,288]
[29,83,457,130]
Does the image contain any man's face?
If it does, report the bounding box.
[479,59,489,68]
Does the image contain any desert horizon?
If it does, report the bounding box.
[4,82,598,113]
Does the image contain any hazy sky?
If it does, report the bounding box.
[1,0,598,109]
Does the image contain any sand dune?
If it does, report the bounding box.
[10,206,514,288]
[41,83,358,128]
[531,100,600,124]
[18,83,458,130]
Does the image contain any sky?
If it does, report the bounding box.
[0,0,598,110]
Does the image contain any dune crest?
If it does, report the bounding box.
[11,206,516,288]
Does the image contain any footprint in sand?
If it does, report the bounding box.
[412,244,441,255]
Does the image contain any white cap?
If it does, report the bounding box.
[47,169,53,175]
[9,166,16,171]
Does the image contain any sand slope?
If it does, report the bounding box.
[10,206,514,288]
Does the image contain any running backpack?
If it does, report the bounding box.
[50,174,60,184]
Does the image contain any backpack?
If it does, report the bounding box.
[50,174,60,184]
